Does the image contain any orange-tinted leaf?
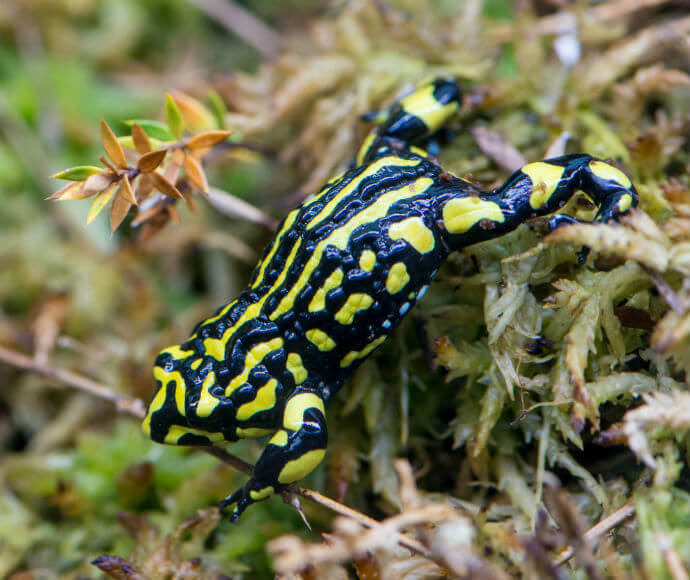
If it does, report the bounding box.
[165,94,184,140]
[48,182,93,201]
[166,204,180,223]
[121,174,138,204]
[151,171,183,199]
[137,149,168,173]
[83,172,116,194]
[100,119,128,169]
[186,130,232,150]
[131,124,152,155]
[135,174,155,200]
[183,155,208,193]
[172,91,216,131]
[87,184,116,224]
[111,186,133,232]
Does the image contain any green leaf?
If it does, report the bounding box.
[207,90,227,130]
[165,93,184,140]
[124,119,174,141]
[53,165,104,181]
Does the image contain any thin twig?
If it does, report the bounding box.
[0,345,146,418]
[643,265,685,314]
[206,187,278,230]
[556,502,636,565]
[0,344,432,558]
[656,532,690,580]
[185,0,281,59]
[489,0,670,42]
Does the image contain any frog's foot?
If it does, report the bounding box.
[220,389,328,521]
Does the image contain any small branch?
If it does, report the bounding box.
[657,532,690,580]
[555,502,636,565]
[643,265,685,314]
[185,0,281,59]
[0,345,146,418]
[206,187,278,230]
[0,343,433,558]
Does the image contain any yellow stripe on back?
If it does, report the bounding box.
[388,216,435,253]
[236,378,279,421]
[589,160,632,189]
[269,177,434,322]
[305,156,420,230]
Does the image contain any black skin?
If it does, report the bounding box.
[144,78,638,520]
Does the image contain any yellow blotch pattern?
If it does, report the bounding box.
[618,193,633,212]
[306,328,337,352]
[340,335,387,368]
[442,196,505,234]
[589,160,632,189]
[521,162,565,210]
[399,85,459,133]
[335,293,374,325]
[388,216,435,253]
[386,262,410,294]
[249,486,275,501]
[195,370,218,418]
[278,449,326,484]
[306,268,344,314]
[283,393,325,431]
[359,250,377,272]
[236,427,273,438]
[236,378,278,421]
[270,430,289,447]
[224,337,283,397]
[287,352,308,385]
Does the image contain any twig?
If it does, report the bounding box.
[185,0,281,59]
[656,532,690,580]
[0,344,432,558]
[643,265,685,314]
[206,187,278,230]
[555,502,636,565]
[489,0,670,42]
[0,345,146,418]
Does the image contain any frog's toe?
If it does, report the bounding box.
[219,480,277,521]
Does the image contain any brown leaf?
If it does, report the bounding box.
[131,124,152,155]
[171,91,216,131]
[83,172,116,195]
[121,175,138,204]
[111,186,134,232]
[150,172,183,199]
[186,130,232,150]
[48,182,94,201]
[137,149,168,173]
[87,184,116,224]
[166,204,180,223]
[135,174,155,201]
[100,119,128,169]
[183,155,208,192]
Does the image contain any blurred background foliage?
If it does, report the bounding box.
[1,0,689,578]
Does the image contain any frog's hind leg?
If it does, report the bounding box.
[221,387,328,520]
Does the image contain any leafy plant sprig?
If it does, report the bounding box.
[51,92,231,238]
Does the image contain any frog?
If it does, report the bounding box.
[142,78,638,519]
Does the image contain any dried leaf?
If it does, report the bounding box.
[171,91,216,132]
[150,172,183,199]
[131,123,152,154]
[124,119,174,141]
[138,149,168,173]
[53,165,104,181]
[121,174,137,204]
[100,118,128,169]
[110,187,133,232]
[183,155,208,192]
[87,184,116,224]
[82,172,116,195]
[48,182,93,201]
[165,93,184,140]
[185,130,232,150]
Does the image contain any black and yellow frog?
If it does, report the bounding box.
[142,78,637,519]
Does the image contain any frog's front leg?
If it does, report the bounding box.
[221,387,328,520]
